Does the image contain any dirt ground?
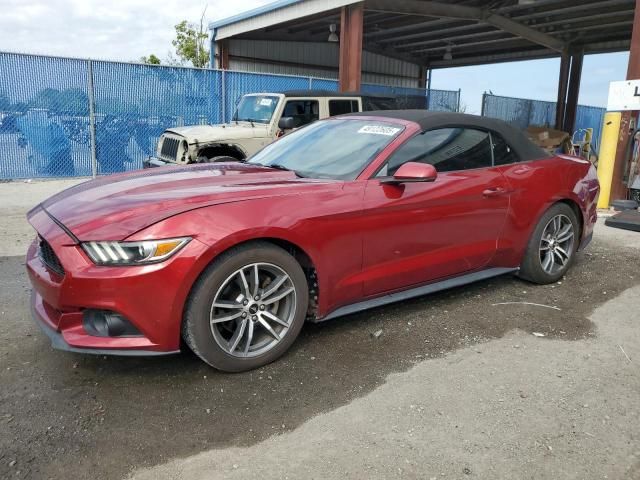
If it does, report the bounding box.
[0,180,639,480]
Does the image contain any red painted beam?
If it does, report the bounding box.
[339,2,364,92]
[218,39,229,70]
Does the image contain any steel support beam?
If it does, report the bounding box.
[364,0,565,52]
[217,39,230,69]
[563,49,584,133]
[339,2,364,92]
[555,51,570,130]
[611,0,640,202]
[418,67,426,89]
[389,11,634,49]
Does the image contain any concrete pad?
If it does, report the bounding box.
[0,178,88,256]
[128,285,640,480]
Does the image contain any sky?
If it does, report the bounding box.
[0,0,631,114]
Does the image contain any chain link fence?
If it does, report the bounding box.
[481,93,606,152]
[0,51,461,179]
[360,83,460,112]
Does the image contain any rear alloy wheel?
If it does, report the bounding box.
[183,243,308,372]
[519,203,579,284]
[538,214,575,275]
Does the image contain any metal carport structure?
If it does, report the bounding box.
[210,0,639,202]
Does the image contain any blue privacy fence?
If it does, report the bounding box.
[481,93,606,152]
[0,51,460,179]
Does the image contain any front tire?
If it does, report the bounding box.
[519,203,579,284]
[182,242,309,372]
[196,155,241,163]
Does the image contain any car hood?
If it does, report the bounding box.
[167,122,271,143]
[35,163,331,241]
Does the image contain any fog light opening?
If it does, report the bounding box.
[83,310,142,337]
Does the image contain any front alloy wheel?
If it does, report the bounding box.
[183,242,308,372]
[210,263,296,358]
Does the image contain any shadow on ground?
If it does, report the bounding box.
[0,240,637,479]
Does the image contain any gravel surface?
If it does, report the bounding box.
[0,180,638,479]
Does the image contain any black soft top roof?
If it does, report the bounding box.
[346,110,549,162]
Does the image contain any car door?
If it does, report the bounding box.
[361,127,511,296]
[278,98,320,132]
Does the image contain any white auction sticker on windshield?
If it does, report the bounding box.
[357,125,401,136]
[259,98,273,106]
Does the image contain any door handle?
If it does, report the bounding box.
[483,187,509,197]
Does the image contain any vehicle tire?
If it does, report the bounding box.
[197,155,240,163]
[518,203,579,284]
[182,242,309,372]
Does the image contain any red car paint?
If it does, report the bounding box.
[26,116,599,354]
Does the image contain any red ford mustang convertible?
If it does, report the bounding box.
[27,111,599,371]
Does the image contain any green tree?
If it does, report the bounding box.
[140,54,161,65]
[172,18,209,68]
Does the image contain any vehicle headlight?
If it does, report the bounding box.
[81,237,190,266]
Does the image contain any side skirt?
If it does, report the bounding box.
[315,267,519,323]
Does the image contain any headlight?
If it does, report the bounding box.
[81,237,190,266]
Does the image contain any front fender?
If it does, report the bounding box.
[123,208,320,347]
[127,186,364,321]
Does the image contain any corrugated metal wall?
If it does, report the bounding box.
[214,0,359,40]
[227,39,421,87]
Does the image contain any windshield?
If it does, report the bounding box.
[232,95,280,124]
[248,118,404,180]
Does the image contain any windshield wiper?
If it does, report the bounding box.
[267,163,305,178]
[237,118,261,126]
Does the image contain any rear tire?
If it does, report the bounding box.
[518,203,579,284]
[182,242,308,372]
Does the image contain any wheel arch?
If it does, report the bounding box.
[184,236,320,325]
[505,196,587,269]
[556,198,584,240]
[195,143,247,162]
[525,195,585,248]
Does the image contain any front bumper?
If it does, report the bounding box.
[26,207,209,355]
[143,156,176,168]
[30,291,178,356]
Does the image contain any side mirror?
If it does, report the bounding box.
[278,116,296,130]
[381,162,438,184]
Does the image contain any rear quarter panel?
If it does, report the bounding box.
[494,155,599,267]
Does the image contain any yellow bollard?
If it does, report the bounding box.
[597,112,621,208]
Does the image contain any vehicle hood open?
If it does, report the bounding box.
[34,163,327,241]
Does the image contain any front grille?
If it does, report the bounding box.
[38,237,65,276]
[160,137,180,161]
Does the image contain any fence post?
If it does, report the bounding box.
[426,69,432,110]
[221,69,226,123]
[457,88,461,112]
[526,99,533,127]
[481,93,487,116]
[309,76,313,89]
[87,59,98,178]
